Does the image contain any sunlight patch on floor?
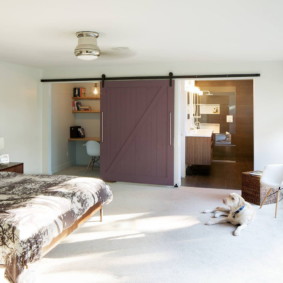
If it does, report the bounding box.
[88,212,150,224]
[41,251,171,275]
[134,215,200,232]
[63,230,145,243]
[37,270,124,283]
[64,214,199,244]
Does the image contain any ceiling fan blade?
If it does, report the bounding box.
[100,48,135,59]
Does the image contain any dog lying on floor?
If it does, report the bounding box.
[203,193,256,236]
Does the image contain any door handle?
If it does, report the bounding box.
[169,112,172,146]
[101,112,104,143]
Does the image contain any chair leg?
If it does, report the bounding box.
[260,188,272,208]
[94,156,100,168]
[275,189,280,218]
[97,156,100,167]
[87,158,92,169]
[91,157,96,170]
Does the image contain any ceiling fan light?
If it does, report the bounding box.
[75,50,99,60]
[74,31,100,60]
[77,55,98,61]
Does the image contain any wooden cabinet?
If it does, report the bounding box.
[186,136,213,165]
[0,162,24,173]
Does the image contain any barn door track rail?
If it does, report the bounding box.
[41,72,261,87]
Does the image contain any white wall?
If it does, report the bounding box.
[50,83,75,173]
[43,61,283,176]
[0,61,42,173]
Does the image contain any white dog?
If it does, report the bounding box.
[203,193,255,236]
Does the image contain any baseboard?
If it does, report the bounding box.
[51,161,72,174]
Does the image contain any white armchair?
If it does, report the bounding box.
[260,164,283,217]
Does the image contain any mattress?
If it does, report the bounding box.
[0,172,113,283]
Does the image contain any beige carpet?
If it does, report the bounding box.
[55,166,100,178]
[2,182,283,283]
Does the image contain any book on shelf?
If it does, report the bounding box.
[80,87,86,97]
[73,87,86,97]
[72,101,93,111]
[73,101,82,110]
[79,106,92,111]
[73,88,76,97]
[73,87,79,97]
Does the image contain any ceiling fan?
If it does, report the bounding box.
[74,31,134,61]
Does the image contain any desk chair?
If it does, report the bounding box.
[260,164,283,218]
[85,141,100,169]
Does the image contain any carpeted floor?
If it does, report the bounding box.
[2,181,283,283]
[55,166,100,178]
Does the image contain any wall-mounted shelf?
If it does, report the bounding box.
[72,97,100,100]
[69,137,100,141]
[72,110,100,113]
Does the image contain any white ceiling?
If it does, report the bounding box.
[1,0,283,68]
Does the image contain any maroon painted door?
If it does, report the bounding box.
[100,80,174,185]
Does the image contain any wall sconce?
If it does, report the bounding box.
[226,115,233,123]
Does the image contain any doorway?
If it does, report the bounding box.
[181,80,254,189]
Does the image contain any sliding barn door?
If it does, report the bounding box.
[100,80,174,185]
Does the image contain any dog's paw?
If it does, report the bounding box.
[233,230,240,236]
[205,219,215,225]
[213,212,221,218]
[216,206,226,211]
[202,209,213,214]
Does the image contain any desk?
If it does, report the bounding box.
[242,171,277,205]
[68,137,100,142]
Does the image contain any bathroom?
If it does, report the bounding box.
[182,79,254,189]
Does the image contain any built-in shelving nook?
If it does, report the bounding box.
[49,81,101,173]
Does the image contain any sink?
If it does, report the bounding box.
[187,129,213,137]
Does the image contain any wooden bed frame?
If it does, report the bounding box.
[42,202,103,256]
[0,202,104,270]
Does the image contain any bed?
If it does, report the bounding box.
[0,172,113,283]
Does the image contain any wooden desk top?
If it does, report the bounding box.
[68,137,100,142]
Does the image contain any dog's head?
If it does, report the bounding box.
[223,193,245,209]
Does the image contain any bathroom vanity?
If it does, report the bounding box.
[186,129,213,166]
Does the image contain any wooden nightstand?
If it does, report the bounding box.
[0,162,24,173]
